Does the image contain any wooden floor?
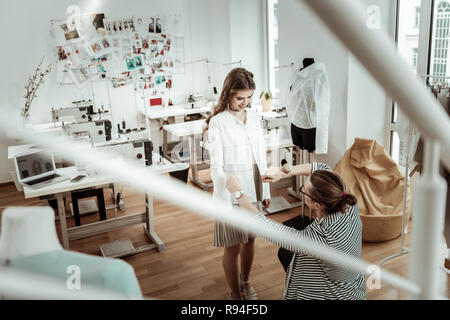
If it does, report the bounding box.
[0,170,449,300]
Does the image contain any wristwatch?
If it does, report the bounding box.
[233,190,245,199]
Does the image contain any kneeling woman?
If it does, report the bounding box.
[225,162,366,300]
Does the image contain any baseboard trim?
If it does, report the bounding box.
[0,181,15,187]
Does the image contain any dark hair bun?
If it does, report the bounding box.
[330,193,357,214]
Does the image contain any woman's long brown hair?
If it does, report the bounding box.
[203,68,256,136]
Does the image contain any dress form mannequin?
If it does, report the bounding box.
[288,58,317,218]
[0,207,62,260]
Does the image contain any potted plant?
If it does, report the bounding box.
[259,90,273,112]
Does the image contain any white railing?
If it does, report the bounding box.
[0,120,421,299]
[301,0,449,299]
[0,0,448,300]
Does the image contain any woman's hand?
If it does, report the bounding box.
[226,174,242,193]
[262,167,289,183]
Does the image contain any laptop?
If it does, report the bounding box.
[14,151,70,190]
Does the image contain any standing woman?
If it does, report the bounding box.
[204,68,271,300]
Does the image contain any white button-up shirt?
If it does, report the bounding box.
[206,109,270,206]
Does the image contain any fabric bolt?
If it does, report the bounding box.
[286,62,331,154]
[255,162,365,300]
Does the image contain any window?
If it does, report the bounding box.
[390,0,422,164]
[430,1,450,77]
[415,6,421,28]
[389,0,449,164]
[413,47,419,68]
[267,0,279,101]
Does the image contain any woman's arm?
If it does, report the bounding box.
[226,173,327,255]
[226,174,259,214]
[262,162,332,183]
[261,163,312,183]
[288,163,313,177]
[208,118,228,201]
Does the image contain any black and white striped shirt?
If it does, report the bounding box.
[255,162,366,300]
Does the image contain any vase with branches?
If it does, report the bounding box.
[22,56,52,120]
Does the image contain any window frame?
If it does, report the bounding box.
[385,0,434,162]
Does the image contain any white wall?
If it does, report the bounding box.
[346,0,394,149]
[278,0,393,168]
[278,0,350,167]
[0,0,267,183]
[229,0,267,94]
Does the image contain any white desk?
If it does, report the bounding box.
[163,120,210,190]
[147,104,213,120]
[22,154,187,254]
[142,103,213,159]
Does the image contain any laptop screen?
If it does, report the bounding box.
[15,152,55,182]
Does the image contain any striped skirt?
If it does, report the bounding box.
[213,201,262,248]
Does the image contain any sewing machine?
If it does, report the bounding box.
[52,100,109,123]
[52,105,94,123]
[96,139,153,167]
[63,120,112,144]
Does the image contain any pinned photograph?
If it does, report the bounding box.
[129,19,135,32]
[156,18,162,33]
[65,29,80,41]
[60,23,69,33]
[111,72,131,88]
[149,18,155,33]
[134,55,144,69]
[91,13,105,32]
[102,38,110,49]
[142,38,149,49]
[166,76,173,89]
[104,20,111,33]
[126,57,136,70]
[57,46,67,60]
[91,41,102,53]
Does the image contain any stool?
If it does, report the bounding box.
[71,188,107,226]
[277,215,313,271]
[169,168,189,183]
